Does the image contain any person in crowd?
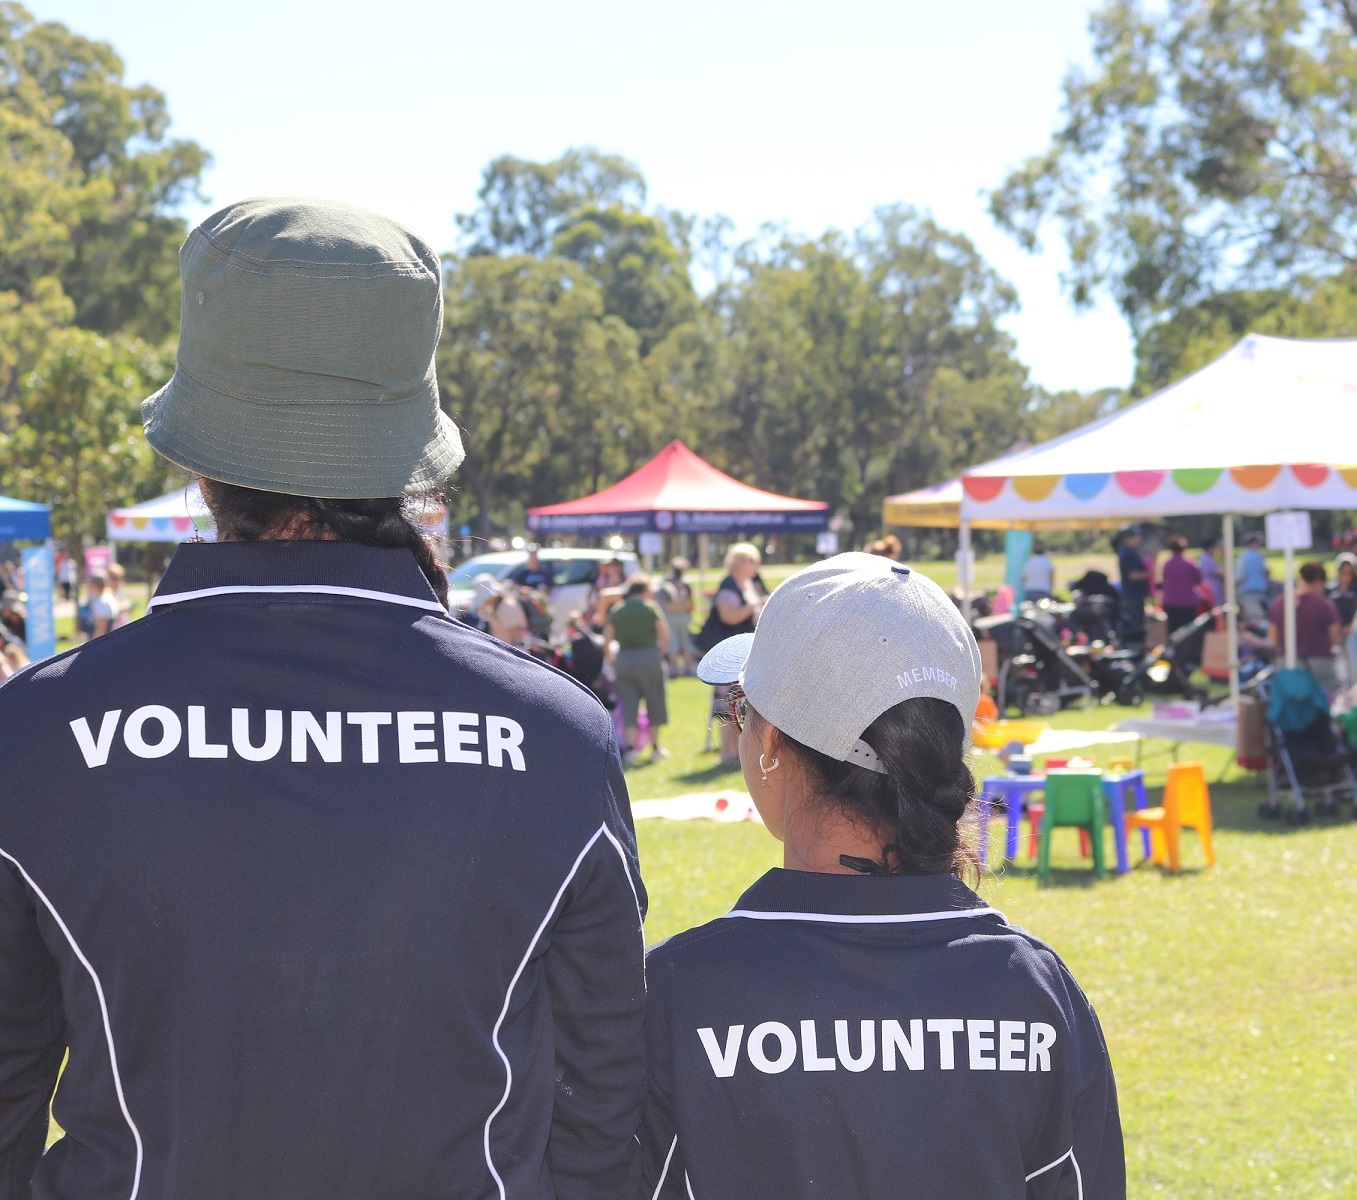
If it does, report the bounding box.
[518,544,551,593]
[562,609,609,701]
[1198,536,1225,606]
[865,534,902,559]
[1159,536,1205,671]
[1270,560,1343,693]
[107,562,132,629]
[86,572,123,639]
[0,197,645,1200]
[591,556,628,629]
[654,556,695,676]
[1020,541,1055,602]
[0,589,25,644]
[479,578,530,646]
[0,560,16,593]
[1236,532,1271,622]
[1159,537,1202,636]
[1116,527,1150,643]
[58,554,77,602]
[0,636,28,680]
[701,542,766,765]
[639,553,1124,1199]
[604,578,671,764]
[1330,552,1357,687]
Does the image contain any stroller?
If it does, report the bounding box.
[980,603,1107,716]
[1112,606,1229,704]
[1257,668,1357,824]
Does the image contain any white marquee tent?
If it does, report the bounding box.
[107,483,214,544]
[958,334,1357,701]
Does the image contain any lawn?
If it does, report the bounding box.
[634,677,1357,1198]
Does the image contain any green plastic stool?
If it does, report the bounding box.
[1037,770,1106,879]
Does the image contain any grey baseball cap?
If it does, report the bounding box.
[697,552,982,773]
[142,196,464,499]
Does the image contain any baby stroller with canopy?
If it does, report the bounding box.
[1257,668,1357,824]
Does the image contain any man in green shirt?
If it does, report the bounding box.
[605,579,671,764]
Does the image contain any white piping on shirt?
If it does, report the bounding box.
[685,1168,696,1200]
[0,848,144,1200]
[1026,1146,1083,1199]
[721,906,1005,925]
[483,823,641,1200]
[144,583,446,615]
[650,1135,678,1200]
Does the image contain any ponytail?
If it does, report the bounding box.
[198,480,449,608]
[774,696,978,883]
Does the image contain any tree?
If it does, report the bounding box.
[1,3,210,344]
[990,0,1357,334]
[716,207,1031,542]
[3,329,169,557]
[436,255,648,534]
[0,4,208,544]
[455,148,646,258]
[552,206,697,355]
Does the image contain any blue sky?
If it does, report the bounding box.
[26,0,1131,392]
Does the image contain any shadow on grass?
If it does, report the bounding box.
[1168,777,1357,835]
[674,761,745,787]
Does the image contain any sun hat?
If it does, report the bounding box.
[697,552,982,773]
[141,196,464,499]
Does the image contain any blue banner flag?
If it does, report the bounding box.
[20,545,56,662]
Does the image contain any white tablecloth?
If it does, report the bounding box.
[1111,717,1237,748]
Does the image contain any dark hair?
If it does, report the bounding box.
[1202,536,1220,552]
[1167,535,1187,554]
[198,479,449,606]
[767,696,977,882]
[1299,560,1327,586]
[626,579,648,597]
[1032,542,1046,555]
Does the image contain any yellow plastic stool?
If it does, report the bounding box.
[1125,761,1215,871]
[1107,756,1135,774]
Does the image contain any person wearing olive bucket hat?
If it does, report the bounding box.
[638,554,1124,1200]
[0,198,646,1200]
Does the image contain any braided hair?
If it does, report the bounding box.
[198,479,449,608]
[774,696,978,882]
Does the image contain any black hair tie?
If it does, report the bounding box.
[839,844,903,876]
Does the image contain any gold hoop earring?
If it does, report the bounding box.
[759,753,780,784]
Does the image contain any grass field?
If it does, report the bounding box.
[634,678,1357,1198]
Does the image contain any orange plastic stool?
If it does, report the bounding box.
[1125,761,1216,871]
[975,694,999,722]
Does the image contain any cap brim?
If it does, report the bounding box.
[696,633,755,686]
[141,367,464,499]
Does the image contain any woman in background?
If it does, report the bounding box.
[704,543,765,765]
[1330,552,1357,687]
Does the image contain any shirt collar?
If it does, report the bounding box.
[147,540,445,615]
[724,868,1005,926]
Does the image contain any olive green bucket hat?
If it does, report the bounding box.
[142,196,464,498]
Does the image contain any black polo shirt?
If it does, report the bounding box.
[0,540,646,1200]
[640,869,1123,1199]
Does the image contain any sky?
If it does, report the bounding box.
[24,0,1132,393]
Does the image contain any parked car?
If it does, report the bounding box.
[447,549,641,634]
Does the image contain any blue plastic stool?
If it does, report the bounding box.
[978,776,1047,866]
[1102,769,1149,872]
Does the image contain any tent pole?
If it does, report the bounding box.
[958,519,973,623]
[697,534,708,607]
[1222,515,1239,713]
[1283,543,1297,669]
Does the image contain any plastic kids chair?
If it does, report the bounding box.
[1125,761,1215,872]
[1037,770,1106,879]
